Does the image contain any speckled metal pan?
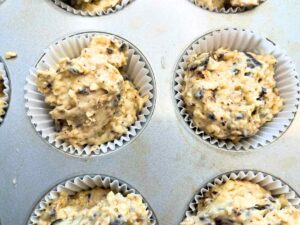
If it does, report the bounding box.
[182,170,300,222]
[174,28,300,151]
[52,0,134,16]
[27,174,158,225]
[0,58,10,125]
[189,0,267,13]
[24,31,156,157]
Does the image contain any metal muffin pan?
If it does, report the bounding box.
[0,0,299,225]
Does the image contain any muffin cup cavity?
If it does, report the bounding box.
[52,0,134,16]
[174,28,300,151]
[25,31,156,157]
[27,174,158,225]
[0,59,10,125]
[183,170,300,221]
[189,0,267,13]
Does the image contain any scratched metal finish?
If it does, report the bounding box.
[0,0,299,225]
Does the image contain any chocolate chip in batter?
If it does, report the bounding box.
[194,90,204,99]
[215,216,240,225]
[119,43,127,52]
[107,48,114,54]
[196,71,205,79]
[233,69,240,75]
[236,113,244,120]
[245,52,262,68]
[50,219,63,225]
[78,87,90,95]
[207,113,216,121]
[244,72,252,77]
[257,87,267,100]
[48,209,56,218]
[253,204,269,210]
[109,215,124,225]
[54,119,63,132]
[68,67,82,75]
[198,55,210,70]
[268,196,276,203]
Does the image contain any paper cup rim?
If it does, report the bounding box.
[24,30,157,158]
[52,0,135,16]
[26,174,159,225]
[182,169,300,221]
[0,57,11,126]
[188,0,267,14]
[173,27,300,152]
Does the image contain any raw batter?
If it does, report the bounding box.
[63,0,121,12]
[37,188,151,225]
[0,74,5,117]
[195,0,260,10]
[182,48,283,142]
[37,36,148,148]
[181,180,300,225]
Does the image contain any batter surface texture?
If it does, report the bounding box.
[181,180,300,225]
[195,0,260,10]
[182,48,283,142]
[37,188,151,225]
[64,0,121,12]
[37,36,147,148]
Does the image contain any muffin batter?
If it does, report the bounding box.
[182,48,283,142]
[63,0,121,12]
[181,180,300,225]
[37,188,151,225]
[0,74,5,117]
[37,36,147,148]
[195,0,259,10]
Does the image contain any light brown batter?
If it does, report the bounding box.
[64,0,121,12]
[181,180,300,225]
[37,36,147,148]
[195,0,260,10]
[182,48,283,142]
[37,188,151,225]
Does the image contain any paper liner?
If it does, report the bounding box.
[24,31,156,156]
[52,0,134,16]
[174,28,300,151]
[183,170,300,221]
[189,0,266,13]
[0,59,10,125]
[27,174,158,225]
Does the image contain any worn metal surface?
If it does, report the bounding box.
[0,0,299,225]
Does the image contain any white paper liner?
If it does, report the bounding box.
[27,174,157,225]
[183,170,300,220]
[52,0,134,16]
[24,31,155,156]
[0,59,10,124]
[174,28,300,151]
[189,0,266,13]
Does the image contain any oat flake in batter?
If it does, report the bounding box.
[37,36,148,148]
[195,0,260,10]
[63,0,121,12]
[182,48,283,142]
[181,180,300,225]
[37,188,151,225]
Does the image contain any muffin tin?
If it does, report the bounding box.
[0,0,300,225]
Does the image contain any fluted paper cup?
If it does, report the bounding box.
[183,170,300,221]
[52,0,134,16]
[189,0,266,13]
[27,174,158,225]
[174,28,300,151]
[0,59,10,125]
[25,31,156,157]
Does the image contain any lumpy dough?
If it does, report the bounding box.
[195,0,259,10]
[64,0,121,12]
[37,188,151,225]
[37,36,148,148]
[182,48,283,142]
[0,74,5,117]
[181,180,300,225]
